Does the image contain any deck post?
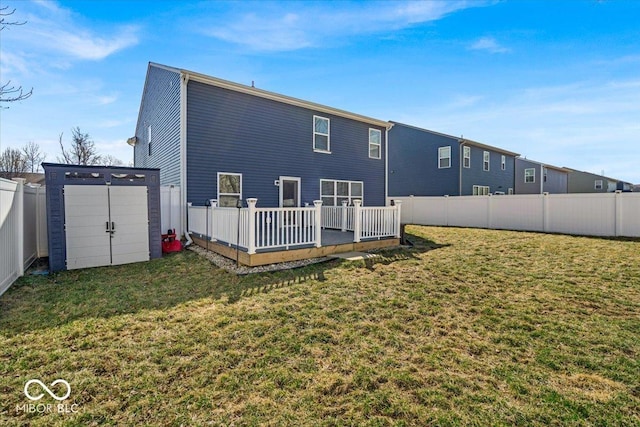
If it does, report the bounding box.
[394,200,402,238]
[209,199,217,241]
[247,198,257,254]
[313,200,323,248]
[341,200,348,232]
[353,199,362,243]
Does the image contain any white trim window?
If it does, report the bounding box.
[438,146,451,169]
[543,167,548,182]
[595,179,603,190]
[463,146,471,168]
[473,185,490,196]
[483,151,490,171]
[217,172,242,207]
[147,125,152,156]
[369,128,381,159]
[525,168,535,183]
[501,155,506,171]
[320,179,363,206]
[508,188,514,195]
[313,115,330,153]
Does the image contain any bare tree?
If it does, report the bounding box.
[58,127,102,165]
[0,147,27,179]
[22,141,46,173]
[102,154,124,167]
[0,6,32,105]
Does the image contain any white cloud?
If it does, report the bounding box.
[200,1,492,51]
[469,36,510,54]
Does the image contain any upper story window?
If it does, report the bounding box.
[369,128,381,159]
[147,125,152,156]
[217,172,242,207]
[501,155,506,170]
[438,146,451,169]
[313,116,330,153]
[483,151,490,171]
[525,168,535,183]
[594,179,603,190]
[463,146,471,168]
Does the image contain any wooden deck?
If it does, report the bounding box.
[191,229,399,267]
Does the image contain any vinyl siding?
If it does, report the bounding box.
[543,168,568,193]
[186,81,386,207]
[568,170,609,193]
[133,65,181,186]
[461,146,515,195]
[388,124,460,196]
[515,158,542,194]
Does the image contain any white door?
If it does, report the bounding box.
[64,185,149,270]
[279,177,301,207]
[109,186,149,266]
[64,185,111,270]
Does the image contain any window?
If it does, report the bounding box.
[147,125,152,156]
[595,179,603,190]
[543,167,548,182]
[524,168,535,183]
[313,116,330,152]
[438,146,451,168]
[369,128,381,159]
[508,188,514,195]
[483,151,490,171]
[463,146,471,168]
[473,185,490,196]
[320,179,363,206]
[217,172,242,207]
[501,155,506,171]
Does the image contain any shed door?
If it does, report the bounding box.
[64,185,111,270]
[64,185,149,270]
[109,186,149,266]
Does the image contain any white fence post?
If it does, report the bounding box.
[542,192,549,232]
[340,200,348,232]
[353,199,362,243]
[394,200,402,238]
[209,199,217,241]
[487,193,493,229]
[444,195,450,226]
[314,200,323,248]
[615,190,622,237]
[14,178,26,277]
[247,198,257,254]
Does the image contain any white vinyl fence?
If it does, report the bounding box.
[1,178,47,297]
[391,193,640,237]
[160,185,182,234]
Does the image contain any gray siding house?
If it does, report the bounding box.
[515,158,568,194]
[131,63,391,231]
[566,168,618,193]
[388,122,519,196]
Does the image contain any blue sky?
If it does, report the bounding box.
[1,0,639,183]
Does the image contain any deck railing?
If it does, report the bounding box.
[188,199,402,254]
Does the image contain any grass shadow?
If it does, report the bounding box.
[0,232,450,336]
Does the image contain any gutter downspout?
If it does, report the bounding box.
[180,71,192,246]
[385,122,395,205]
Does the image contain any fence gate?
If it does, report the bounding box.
[64,185,149,270]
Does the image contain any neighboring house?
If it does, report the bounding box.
[566,168,620,193]
[616,180,634,192]
[131,62,391,229]
[387,122,519,197]
[515,158,568,194]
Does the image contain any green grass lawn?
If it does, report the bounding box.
[1,226,639,426]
